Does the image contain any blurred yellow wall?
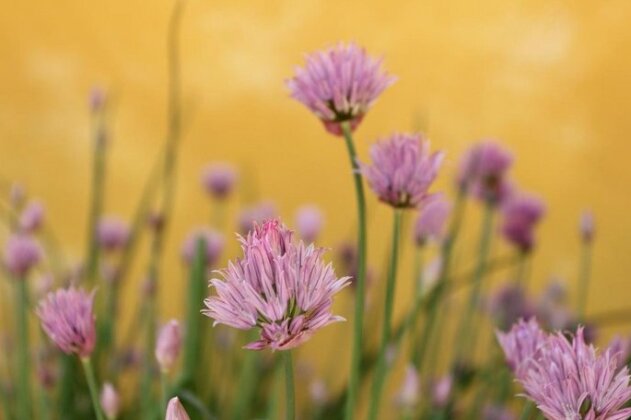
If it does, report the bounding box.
[2,0,631,410]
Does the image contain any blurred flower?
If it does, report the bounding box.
[19,200,45,233]
[9,182,25,208]
[97,217,129,252]
[181,227,225,267]
[155,320,182,373]
[395,365,420,409]
[518,327,631,420]
[500,193,545,253]
[458,141,513,204]
[203,220,349,351]
[100,382,120,420]
[295,205,324,243]
[286,42,396,136]
[607,335,631,368]
[309,379,329,406]
[482,404,515,420]
[580,210,595,243]
[166,397,190,420]
[361,133,444,208]
[488,284,536,331]
[201,163,237,200]
[496,318,546,380]
[37,287,96,357]
[238,201,277,234]
[432,375,453,408]
[147,210,165,233]
[4,234,42,277]
[413,194,451,246]
[89,86,106,113]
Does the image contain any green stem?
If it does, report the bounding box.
[231,342,259,420]
[408,248,424,360]
[368,209,403,420]
[266,359,282,420]
[80,357,105,420]
[160,371,169,417]
[283,351,295,420]
[15,279,32,419]
[519,401,535,420]
[341,121,367,420]
[578,240,592,321]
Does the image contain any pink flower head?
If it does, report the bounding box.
[4,234,42,277]
[165,397,190,420]
[203,219,350,351]
[413,194,451,246]
[518,327,631,420]
[286,42,396,136]
[580,210,595,243]
[201,163,237,200]
[500,193,545,253]
[395,364,420,409]
[488,285,536,331]
[100,382,120,419]
[89,86,106,113]
[361,133,444,208]
[155,320,182,373]
[181,227,225,267]
[458,141,513,204]
[36,287,96,358]
[496,318,547,380]
[97,217,129,252]
[432,375,453,408]
[19,200,45,233]
[295,205,324,243]
[237,201,277,234]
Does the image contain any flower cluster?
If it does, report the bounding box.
[500,193,545,253]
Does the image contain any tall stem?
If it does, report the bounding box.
[283,351,295,420]
[341,121,368,420]
[578,240,592,320]
[231,333,259,420]
[80,357,105,420]
[160,371,169,417]
[15,279,31,419]
[368,209,402,420]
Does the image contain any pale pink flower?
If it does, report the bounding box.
[100,382,120,419]
[203,220,349,351]
[413,194,451,246]
[361,133,444,208]
[201,163,237,200]
[496,318,547,380]
[287,42,396,136]
[37,287,96,358]
[181,227,224,267]
[395,365,420,409]
[4,234,42,277]
[432,375,453,408]
[458,141,513,204]
[295,205,324,243]
[155,320,182,373]
[97,217,129,251]
[500,193,545,253]
[238,201,277,234]
[580,210,595,243]
[165,397,190,420]
[19,200,45,233]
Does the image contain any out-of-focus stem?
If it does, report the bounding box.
[283,351,295,420]
[160,371,169,417]
[80,357,105,420]
[341,121,368,420]
[231,334,258,420]
[520,401,535,420]
[15,278,31,419]
[368,209,402,420]
[408,248,424,359]
[578,240,592,320]
[266,359,282,420]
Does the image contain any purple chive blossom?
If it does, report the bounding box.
[203,220,350,351]
[4,234,42,277]
[295,205,324,243]
[496,318,547,380]
[165,397,190,420]
[181,228,225,267]
[413,194,451,246]
[100,382,120,420]
[201,163,237,200]
[500,193,545,253]
[518,327,631,420]
[97,217,129,252]
[458,141,513,204]
[155,320,182,373]
[395,364,421,409]
[361,133,444,208]
[580,210,595,243]
[19,200,45,233]
[36,287,96,358]
[286,42,396,136]
[488,285,536,331]
[237,201,277,234]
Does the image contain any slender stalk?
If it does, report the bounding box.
[15,278,32,419]
[340,121,368,420]
[519,401,535,420]
[368,209,403,420]
[160,371,169,416]
[266,359,282,420]
[80,357,105,420]
[408,248,424,359]
[283,351,295,420]
[231,337,259,420]
[578,240,592,320]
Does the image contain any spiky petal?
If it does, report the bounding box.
[165,397,190,420]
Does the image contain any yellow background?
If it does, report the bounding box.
[2,0,631,413]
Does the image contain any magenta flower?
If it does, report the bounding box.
[518,327,631,420]
[181,227,225,267]
[488,285,536,331]
[4,234,42,277]
[295,205,324,243]
[500,193,545,253]
[361,133,444,208]
[496,318,547,380]
[458,141,513,204]
[287,42,396,136]
[165,397,190,420]
[201,163,237,200]
[36,287,96,358]
[97,216,129,251]
[413,194,451,246]
[100,382,120,419]
[203,220,349,351]
[155,320,182,373]
[19,200,45,233]
[580,210,595,243]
